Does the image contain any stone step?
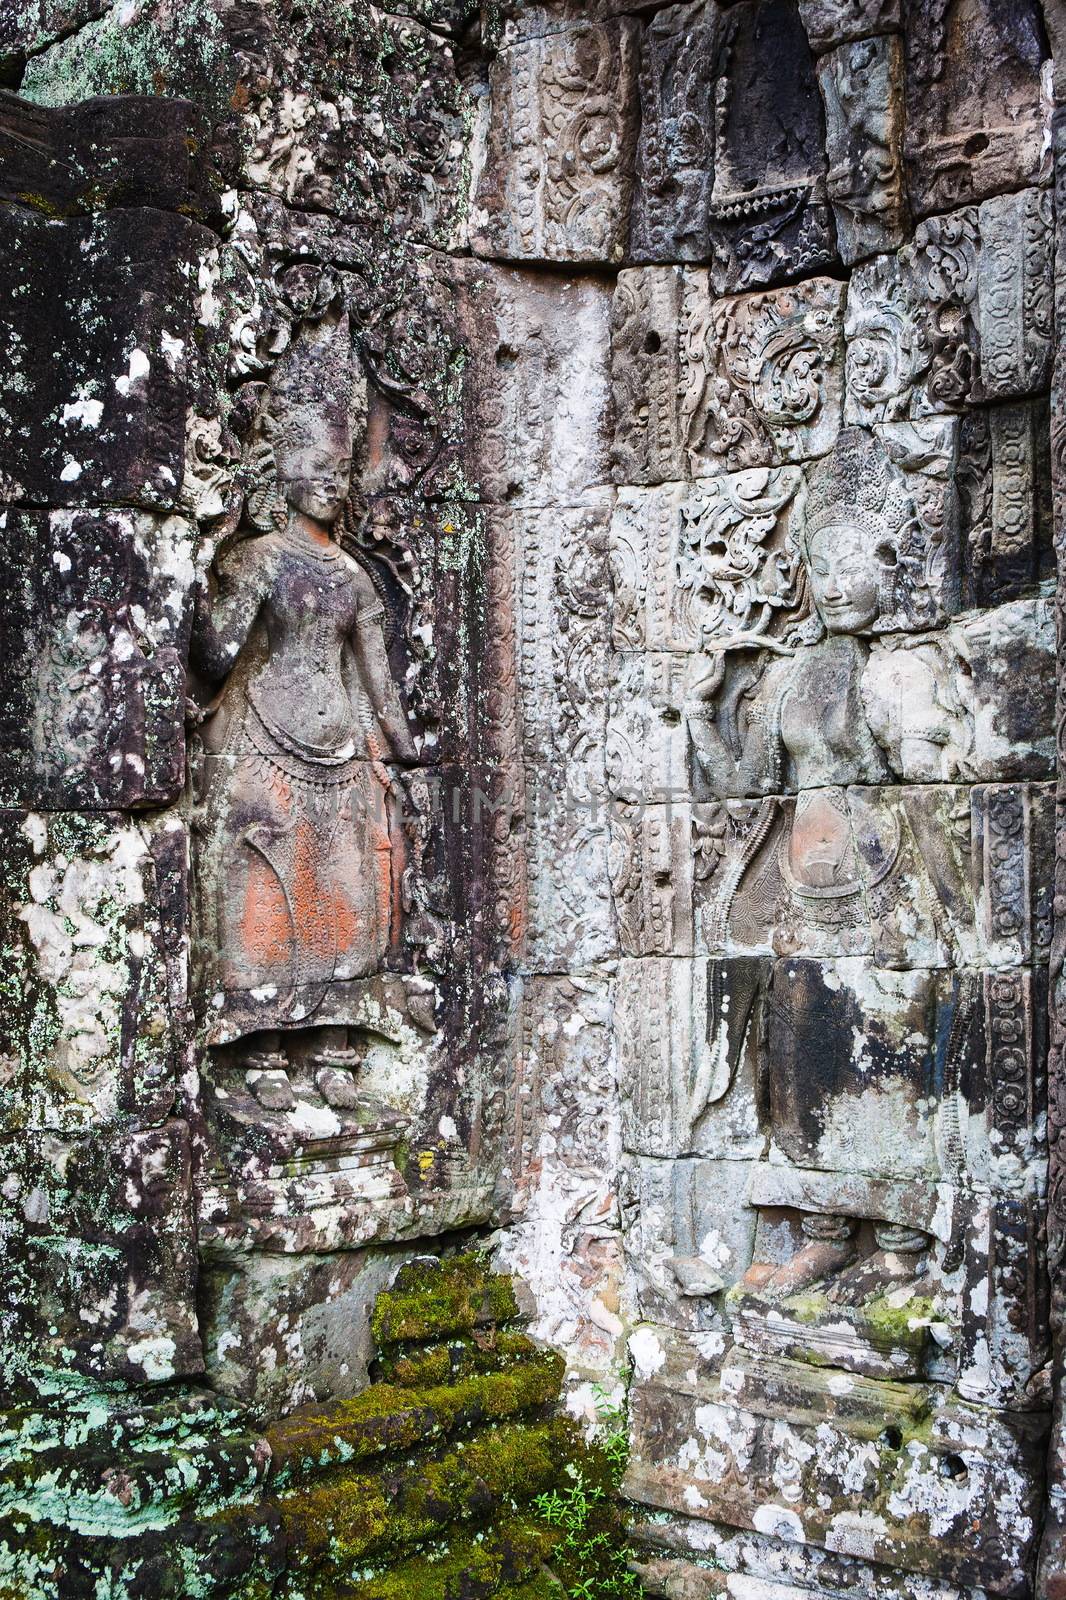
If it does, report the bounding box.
[274,1415,576,1580]
[265,1349,563,1486]
[319,1517,558,1599]
[370,1252,523,1349]
[373,1328,542,1388]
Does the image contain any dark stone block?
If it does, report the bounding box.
[707,0,838,293]
[0,1120,201,1389]
[0,89,220,220]
[0,204,213,509]
[0,508,194,809]
[902,0,1049,217]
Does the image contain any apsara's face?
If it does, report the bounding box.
[276,421,352,526]
[806,523,884,635]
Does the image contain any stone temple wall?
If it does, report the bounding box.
[1,1,1066,1598]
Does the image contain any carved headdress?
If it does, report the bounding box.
[269,309,355,450]
[797,427,924,629]
[247,309,356,531]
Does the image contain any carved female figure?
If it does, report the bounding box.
[190,312,415,1048]
[687,427,965,957]
[687,428,969,1306]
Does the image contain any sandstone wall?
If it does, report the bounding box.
[0,2,1063,1598]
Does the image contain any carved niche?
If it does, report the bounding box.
[188,311,422,1248]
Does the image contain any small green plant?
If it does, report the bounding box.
[531,1373,645,1598]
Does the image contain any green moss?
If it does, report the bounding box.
[267,1352,563,1484]
[862,1295,936,1345]
[277,1416,575,1574]
[778,1292,832,1325]
[375,1330,538,1389]
[370,1252,520,1348]
[316,1517,557,1600]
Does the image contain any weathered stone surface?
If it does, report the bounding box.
[958,398,1053,608]
[817,33,908,262]
[0,509,195,809]
[0,1120,201,1389]
[0,88,219,218]
[499,973,627,1399]
[0,0,1061,1594]
[902,0,1050,218]
[844,188,1055,420]
[630,1,719,263]
[0,809,188,1134]
[471,17,640,264]
[799,0,901,53]
[707,0,838,294]
[0,203,210,509]
[627,1336,1047,1593]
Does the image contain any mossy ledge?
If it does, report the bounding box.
[0,1252,638,1599]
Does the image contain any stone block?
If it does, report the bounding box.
[843,189,1055,418]
[760,955,1045,1193]
[706,0,838,294]
[609,803,695,957]
[902,0,1050,218]
[0,508,195,810]
[817,34,908,262]
[610,266,689,486]
[609,470,805,654]
[864,598,1056,784]
[500,975,626,1382]
[0,1120,201,1388]
[471,18,640,263]
[200,1248,404,1413]
[697,781,1052,971]
[615,957,767,1159]
[0,88,219,220]
[496,0,666,46]
[620,1157,760,1327]
[798,0,901,53]
[958,400,1054,608]
[607,651,691,804]
[765,957,974,1181]
[626,1347,1047,1593]
[506,506,616,968]
[458,263,615,504]
[630,1,719,263]
[0,810,189,1135]
[684,276,846,477]
[0,204,212,509]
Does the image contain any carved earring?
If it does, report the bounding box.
[246,435,287,532]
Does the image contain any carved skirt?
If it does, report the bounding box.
[194,697,394,1043]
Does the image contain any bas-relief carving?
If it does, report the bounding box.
[471,18,640,264]
[188,312,426,1250]
[611,270,847,488]
[608,159,1055,1568]
[190,313,414,1043]
[844,188,1054,423]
